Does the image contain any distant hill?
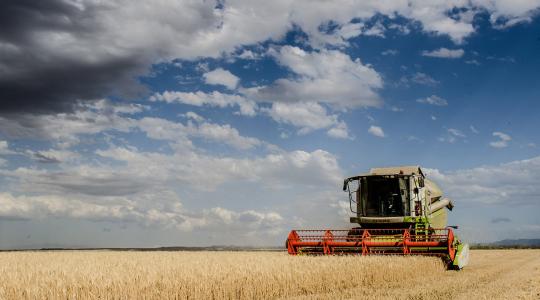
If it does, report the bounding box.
[472,238,540,249]
[1,245,285,252]
[491,239,540,247]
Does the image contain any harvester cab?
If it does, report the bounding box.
[344,166,452,229]
[286,166,470,270]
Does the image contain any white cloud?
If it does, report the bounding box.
[317,21,387,45]
[5,1,539,107]
[388,23,411,34]
[0,101,137,147]
[439,128,466,143]
[363,21,386,37]
[368,125,385,138]
[400,72,439,87]
[327,122,352,140]
[237,50,261,60]
[0,101,261,151]
[381,49,398,56]
[137,117,262,150]
[30,149,80,164]
[0,118,343,239]
[0,192,283,233]
[448,128,466,138]
[0,140,15,155]
[4,146,342,197]
[150,91,257,116]
[244,46,383,109]
[490,131,512,148]
[424,155,540,205]
[148,45,381,137]
[422,48,465,58]
[203,68,240,90]
[265,102,339,135]
[338,23,363,39]
[408,135,423,142]
[417,95,448,106]
[477,0,540,29]
[465,59,481,65]
[411,72,439,86]
[183,111,205,122]
[196,122,262,150]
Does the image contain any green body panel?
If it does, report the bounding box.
[452,242,470,269]
[428,208,447,229]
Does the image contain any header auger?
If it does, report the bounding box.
[286,166,470,270]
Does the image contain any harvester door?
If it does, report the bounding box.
[347,179,360,214]
[410,176,423,217]
[398,177,410,215]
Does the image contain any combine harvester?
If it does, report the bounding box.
[286,166,469,269]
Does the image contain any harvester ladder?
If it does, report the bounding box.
[414,222,428,241]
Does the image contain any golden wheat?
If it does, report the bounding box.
[0,250,538,299]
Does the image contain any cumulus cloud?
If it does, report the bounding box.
[417,95,448,106]
[30,149,80,164]
[0,100,261,151]
[243,46,383,109]
[0,144,343,237]
[160,46,380,134]
[411,72,439,86]
[203,68,240,90]
[424,156,540,205]
[2,130,342,198]
[2,1,538,114]
[138,117,263,150]
[448,128,466,138]
[399,72,439,87]
[381,49,398,56]
[422,48,465,58]
[324,21,386,43]
[150,91,257,116]
[490,131,512,148]
[368,125,385,137]
[479,0,540,29]
[0,100,139,147]
[0,140,15,155]
[327,122,352,140]
[439,128,466,143]
[0,192,284,233]
[265,102,339,135]
[183,111,205,122]
[266,103,353,139]
[0,0,217,113]
[0,96,344,238]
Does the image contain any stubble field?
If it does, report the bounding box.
[0,249,538,299]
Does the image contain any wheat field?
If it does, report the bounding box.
[0,250,538,299]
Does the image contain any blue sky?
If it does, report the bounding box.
[0,1,539,248]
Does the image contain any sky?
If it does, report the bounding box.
[1,0,540,249]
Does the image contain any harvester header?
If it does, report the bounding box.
[286,166,469,269]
